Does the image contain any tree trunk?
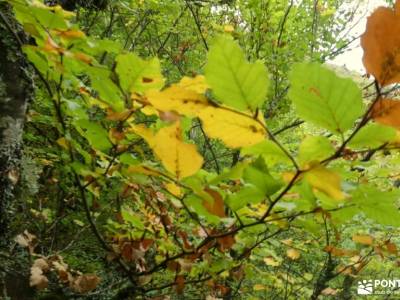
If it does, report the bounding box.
[0,3,32,240]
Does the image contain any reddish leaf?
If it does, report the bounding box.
[175,275,185,294]
[386,241,398,254]
[217,234,235,252]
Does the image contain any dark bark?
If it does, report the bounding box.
[0,3,32,239]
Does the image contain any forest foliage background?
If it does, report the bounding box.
[1,0,400,299]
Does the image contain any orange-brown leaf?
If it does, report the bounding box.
[361,1,400,86]
[203,188,225,217]
[217,235,235,252]
[371,98,400,129]
[324,245,359,257]
[71,274,100,294]
[352,235,374,245]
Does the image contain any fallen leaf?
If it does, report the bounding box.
[71,274,100,294]
[175,275,185,294]
[322,287,338,295]
[32,258,50,272]
[352,235,374,245]
[30,266,49,290]
[263,256,281,267]
[286,248,300,260]
[253,284,266,291]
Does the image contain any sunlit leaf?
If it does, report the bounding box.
[199,107,266,148]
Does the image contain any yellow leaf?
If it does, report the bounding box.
[165,182,182,197]
[57,137,69,149]
[286,248,300,260]
[304,164,345,200]
[199,107,266,148]
[140,105,158,116]
[176,75,209,94]
[154,122,203,178]
[127,165,161,177]
[352,235,374,245]
[281,239,293,246]
[146,85,210,117]
[130,124,155,145]
[224,24,235,33]
[133,123,203,179]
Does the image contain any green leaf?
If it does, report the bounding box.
[226,185,265,211]
[31,7,68,30]
[208,161,249,185]
[349,123,396,149]
[23,46,48,74]
[74,119,112,152]
[227,159,281,211]
[87,67,124,112]
[288,63,363,134]
[352,186,400,226]
[243,158,282,195]
[121,208,144,230]
[205,35,269,112]
[115,53,164,94]
[241,140,290,166]
[298,136,334,165]
[184,195,220,224]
